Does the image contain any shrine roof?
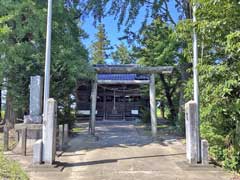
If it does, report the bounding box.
[95,64,149,81]
[97,74,149,81]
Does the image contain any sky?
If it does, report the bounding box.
[81,1,179,50]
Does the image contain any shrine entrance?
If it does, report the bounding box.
[99,86,127,121]
[76,66,152,122]
[96,84,149,121]
[105,88,124,120]
[89,65,173,136]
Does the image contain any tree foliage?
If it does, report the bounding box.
[91,23,111,64]
[134,18,186,125]
[197,0,240,171]
[0,0,92,123]
[111,43,135,64]
[177,0,240,171]
[78,0,192,29]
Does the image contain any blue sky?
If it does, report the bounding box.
[81,1,179,50]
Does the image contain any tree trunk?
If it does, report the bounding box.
[0,89,2,122]
[160,105,165,119]
[159,74,177,124]
[0,89,4,125]
[177,61,192,132]
[4,93,15,128]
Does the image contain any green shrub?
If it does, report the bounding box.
[140,107,151,124]
[222,147,240,172]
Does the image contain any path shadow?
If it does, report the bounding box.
[61,153,186,168]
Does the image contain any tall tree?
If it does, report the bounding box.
[134,18,185,124]
[91,23,111,64]
[196,0,240,171]
[177,0,240,171]
[0,0,92,124]
[0,89,2,123]
[111,43,135,64]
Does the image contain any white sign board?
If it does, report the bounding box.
[77,110,97,115]
[131,110,139,115]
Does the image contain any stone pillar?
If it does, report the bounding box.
[33,139,43,164]
[24,76,43,124]
[63,124,69,144]
[58,125,63,151]
[149,74,157,136]
[42,98,57,165]
[201,139,209,165]
[30,76,43,116]
[90,79,97,135]
[185,101,200,164]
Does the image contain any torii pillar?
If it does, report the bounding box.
[149,74,157,136]
[90,78,97,135]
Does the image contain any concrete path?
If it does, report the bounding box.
[12,121,233,180]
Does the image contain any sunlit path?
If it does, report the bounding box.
[22,121,231,180]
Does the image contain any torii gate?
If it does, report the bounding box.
[89,66,173,137]
[41,0,203,166]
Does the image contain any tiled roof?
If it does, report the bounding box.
[97,74,149,81]
[94,64,141,68]
[95,64,149,81]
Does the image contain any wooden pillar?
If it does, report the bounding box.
[123,89,126,121]
[3,125,9,151]
[90,79,97,135]
[22,127,27,156]
[103,87,106,120]
[149,74,157,136]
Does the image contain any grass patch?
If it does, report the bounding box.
[0,133,29,180]
[181,139,186,144]
[157,124,178,133]
[157,124,168,129]
[157,109,161,118]
[1,111,5,120]
[0,152,29,180]
[71,127,85,133]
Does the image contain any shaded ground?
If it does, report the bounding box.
[6,121,234,180]
[0,132,29,180]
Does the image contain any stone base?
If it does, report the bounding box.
[176,161,221,171]
[28,161,64,172]
[27,129,42,139]
[13,128,42,154]
[24,115,42,124]
[33,139,43,164]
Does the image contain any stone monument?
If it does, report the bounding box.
[185,101,200,164]
[24,76,43,124]
[13,76,43,154]
[185,100,209,165]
